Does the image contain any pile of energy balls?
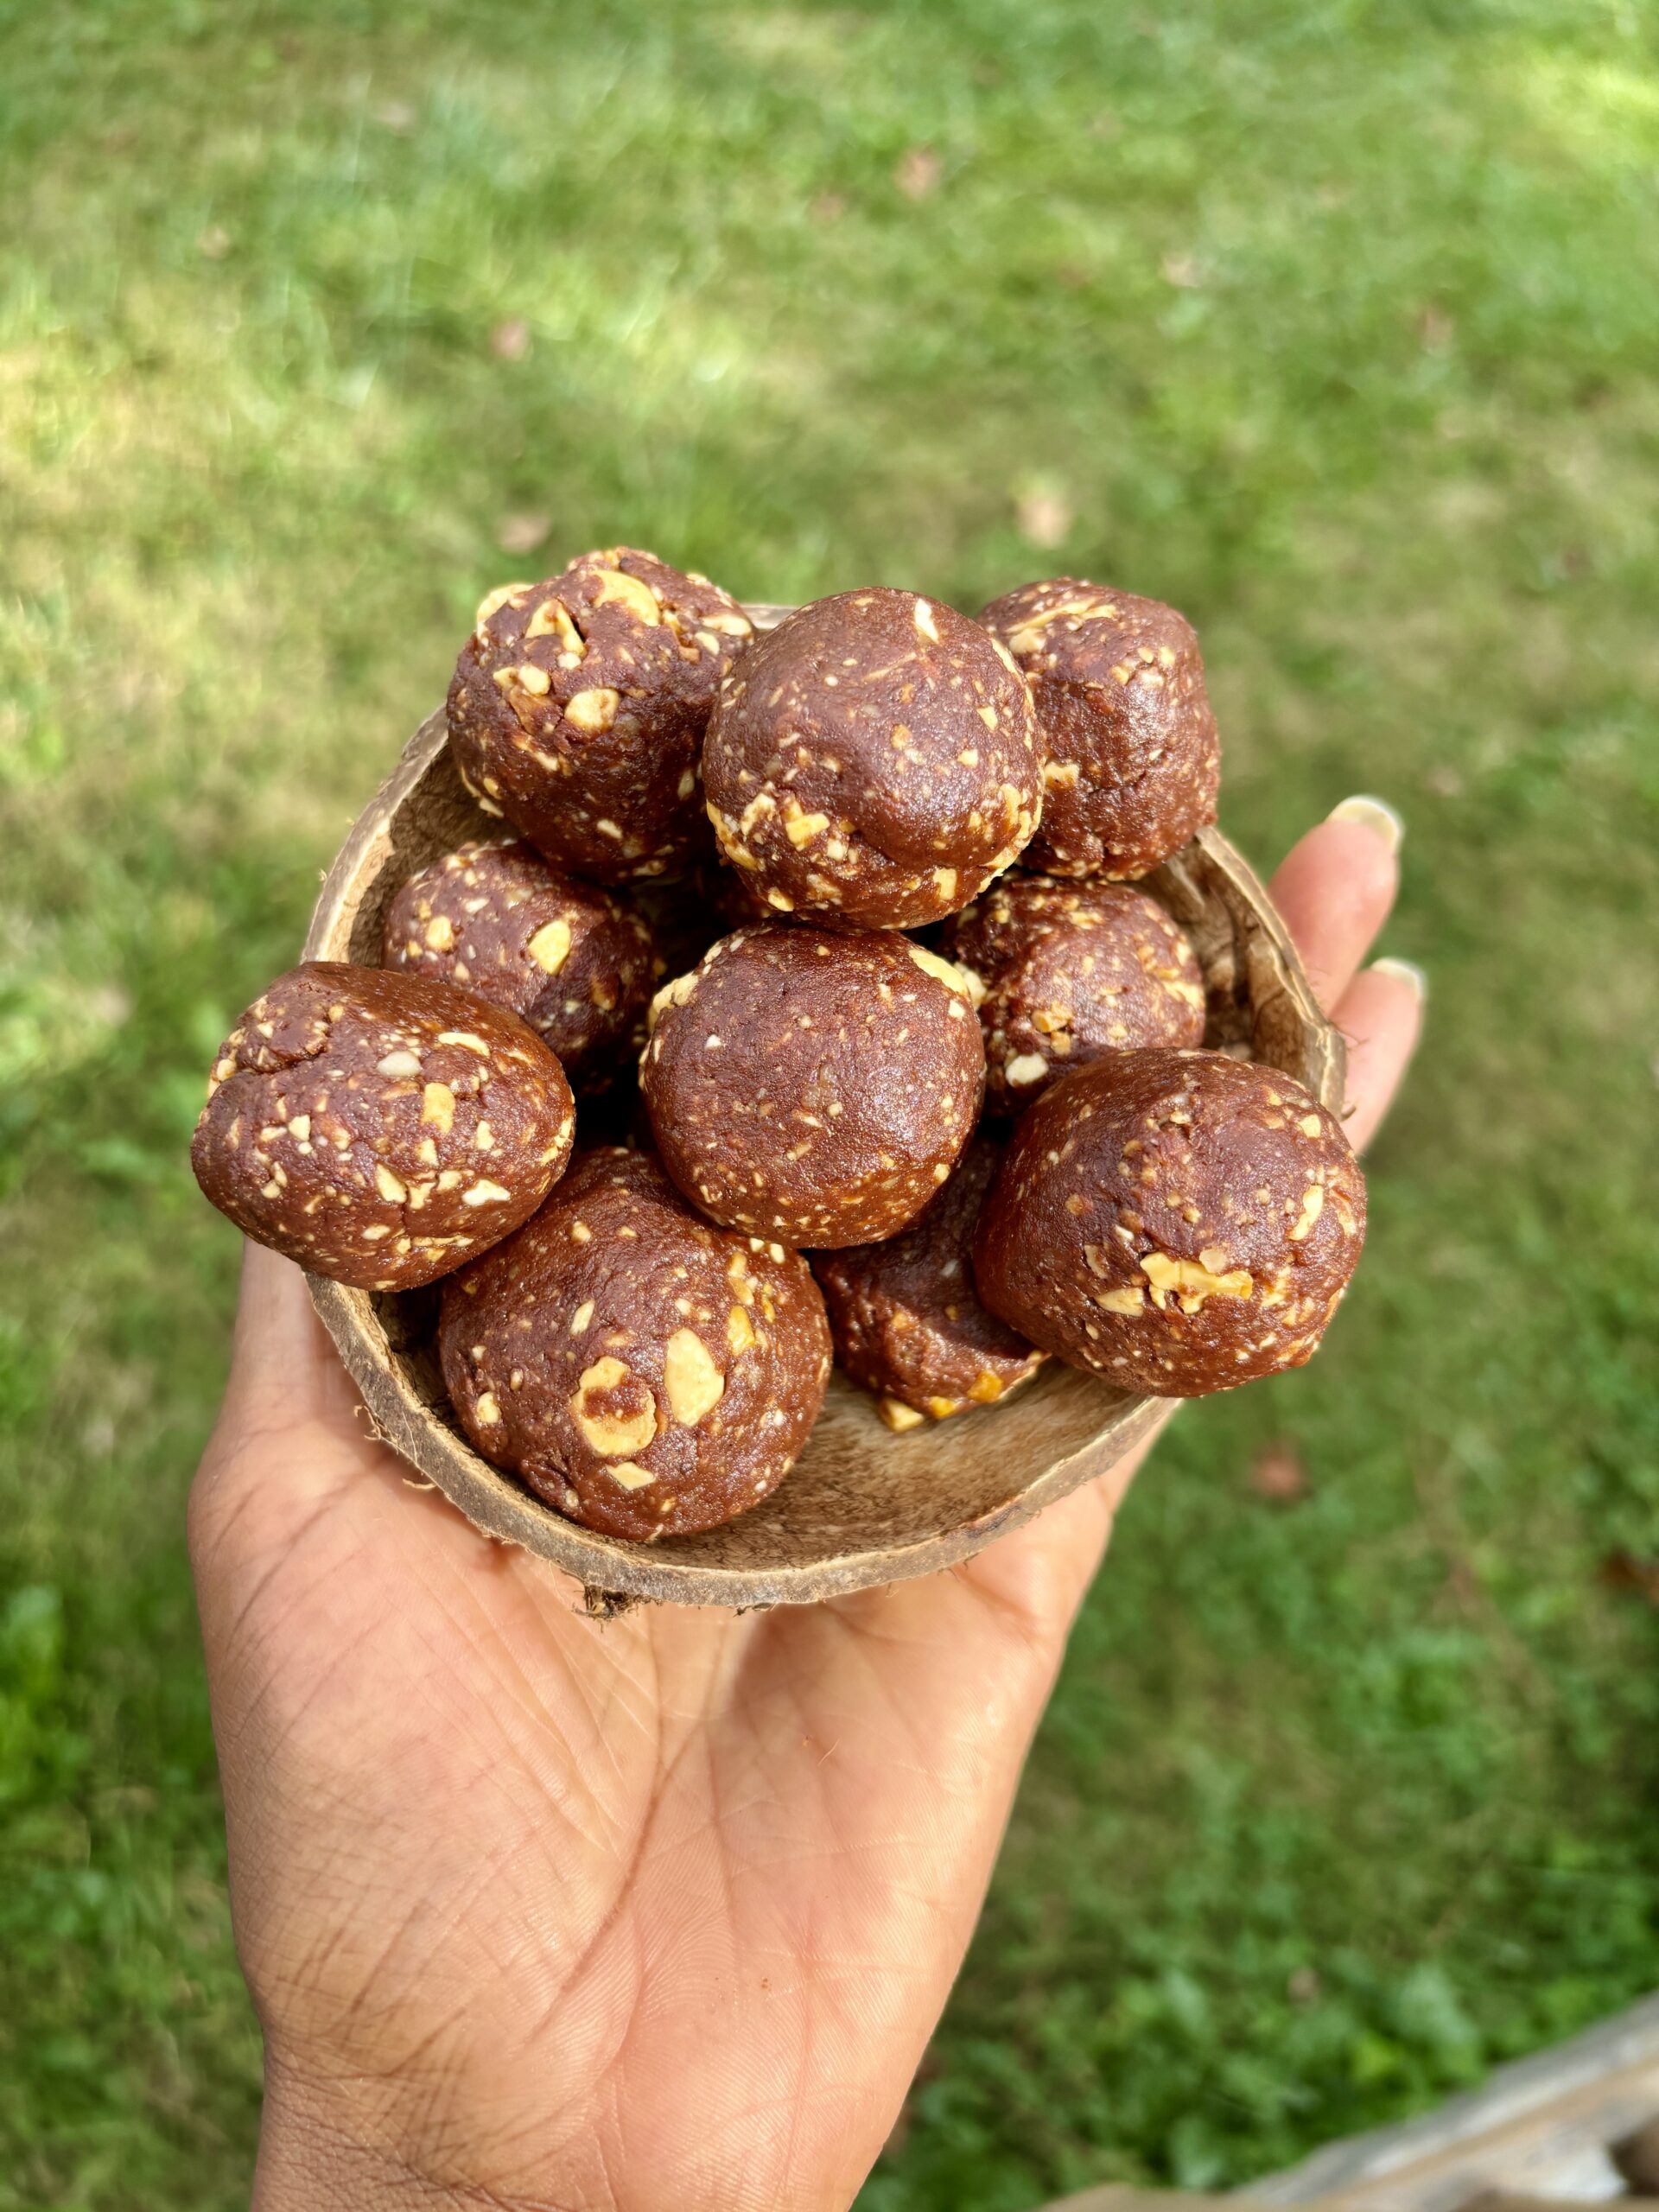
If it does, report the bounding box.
[192,550,1366,1544]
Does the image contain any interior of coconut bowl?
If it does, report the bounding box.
[300,611,1341,1605]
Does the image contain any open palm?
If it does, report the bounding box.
[191,811,1419,2212]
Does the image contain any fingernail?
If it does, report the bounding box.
[1370,957,1427,1003]
[1328,794,1405,854]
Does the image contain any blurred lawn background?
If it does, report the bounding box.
[3,1,1658,2206]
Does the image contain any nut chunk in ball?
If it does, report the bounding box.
[439,1149,832,1541]
[191,963,575,1290]
[642,925,986,1247]
[447,547,753,885]
[383,840,658,1094]
[979,579,1219,880]
[974,1049,1364,1397]
[813,1135,1044,1430]
[702,588,1042,930]
[939,874,1205,1113]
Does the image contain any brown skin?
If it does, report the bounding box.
[440,1150,831,1541]
[702,588,1043,929]
[940,873,1206,1112]
[383,839,660,1094]
[974,1046,1366,1395]
[980,578,1219,880]
[190,961,575,1290]
[811,1134,1043,1424]
[188,810,1418,2212]
[642,924,986,1246]
[447,547,753,884]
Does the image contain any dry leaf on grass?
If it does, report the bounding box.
[1015,486,1073,548]
[895,148,941,200]
[495,512,550,556]
[1251,1442,1309,1503]
[1600,1552,1659,1605]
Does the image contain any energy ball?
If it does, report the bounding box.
[702,587,1042,930]
[979,579,1219,880]
[383,839,658,1094]
[641,924,985,1246]
[447,546,753,885]
[974,1048,1365,1397]
[812,1135,1044,1429]
[439,1148,832,1541]
[192,963,575,1291]
[939,874,1205,1113]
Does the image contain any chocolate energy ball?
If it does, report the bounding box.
[979,579,1219,880]
[641,924,985,1246]
[192,963,575,1290]
[812,1135,1044,1429]
[939,874,1205,1113]
[974,1048,1365,1397]
[447,547,753,885]
[440,1148,832,1541]
[702,588,1043,930]
[383,839,658,1094]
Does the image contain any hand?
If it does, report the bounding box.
[191,804,1421,2212]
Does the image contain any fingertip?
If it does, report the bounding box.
[1335,960,1425,1154]
[1369,956,1428,1004]
[233,1240,318,1351]
[226,1243,356,1426]
[1326,794,1405,855]
[1270,805,1404,1011]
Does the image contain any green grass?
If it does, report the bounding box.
[3,1,1657,2204]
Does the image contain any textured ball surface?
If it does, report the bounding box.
[979,578,1218,880]
[642,924,986,1246]
[702,588,1042,929]
[440,1148,831,1541]
[812,1135,1044,1427]
[383,839,658,1094]
[191,962,574,1289]
[940,873,1205,1111]
[447,547,752,883]
[974,1047,1364,1395]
